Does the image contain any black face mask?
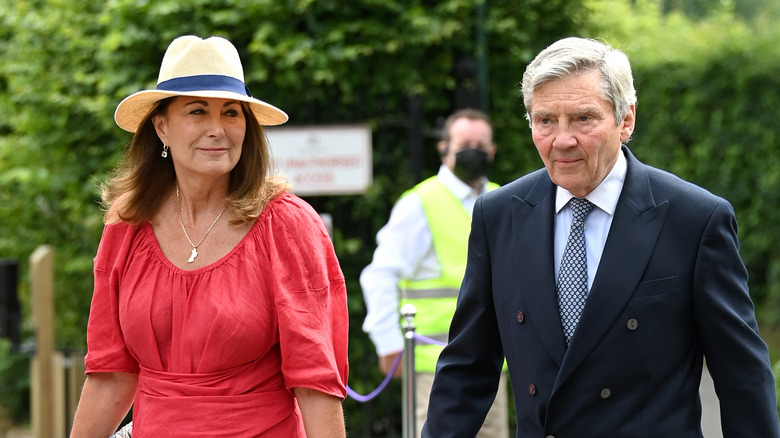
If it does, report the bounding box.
[453,148,491,182]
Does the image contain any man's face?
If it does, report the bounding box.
[529,70,635,197]
[438,117,496,177]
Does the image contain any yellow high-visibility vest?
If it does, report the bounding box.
[399,176,499,373]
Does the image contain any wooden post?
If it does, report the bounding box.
[30,245,55,438]
[52,352,67,437]
[68,352,87,425]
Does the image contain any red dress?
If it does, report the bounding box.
[84,193,349,437]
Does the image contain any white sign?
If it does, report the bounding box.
[265,125,372,196]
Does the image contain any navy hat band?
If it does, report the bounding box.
[157,74,250,96]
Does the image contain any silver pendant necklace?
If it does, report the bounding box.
[176,184,228,263]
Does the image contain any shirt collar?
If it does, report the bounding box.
[555,149,627,215]
[437,165,488,199]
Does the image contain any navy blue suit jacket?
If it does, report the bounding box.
[422,147,779,438]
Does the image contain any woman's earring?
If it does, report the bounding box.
[161,144,169,158]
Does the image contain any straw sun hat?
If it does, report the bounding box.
[114,35,288,133]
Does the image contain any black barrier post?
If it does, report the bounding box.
[0,259,21,347]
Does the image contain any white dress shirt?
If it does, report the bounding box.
[361,165,489,356]
[554,150,627,290]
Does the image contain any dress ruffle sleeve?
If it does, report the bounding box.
[84,221,141,374]
[263,194,349,400]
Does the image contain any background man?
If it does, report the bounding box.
[423,37,780,437]
[361,108,508,437]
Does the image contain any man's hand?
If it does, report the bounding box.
[379,351,403,378]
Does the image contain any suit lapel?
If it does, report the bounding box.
[554,147,669,390]
[511,172,567,366]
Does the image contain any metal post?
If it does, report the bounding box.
[401,304,417,438]
[407,94,423,183]
[475,0,490,113]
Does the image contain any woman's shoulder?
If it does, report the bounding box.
[94,217,146,271]
[261,192,321,225]
[254,192,332,247]
[103,191,131,225]
[252,193,343,286]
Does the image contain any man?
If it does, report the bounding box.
[423,37,780,437]
[361,108,509,438]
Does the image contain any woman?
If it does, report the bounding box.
[70,35,348,437]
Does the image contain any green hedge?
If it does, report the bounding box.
[630,47,780,324]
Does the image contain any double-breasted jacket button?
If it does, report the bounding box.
[600,388,612,399]
[528,383,536,395]
[516,311,524,323]
[626,318,639,330]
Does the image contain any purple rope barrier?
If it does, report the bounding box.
[412,332,446,347]
[346,333,446,402]
[346,348,402,402]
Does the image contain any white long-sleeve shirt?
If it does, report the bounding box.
[360,165,489,356]
[554,150,626,290]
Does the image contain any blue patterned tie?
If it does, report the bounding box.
[557,197,594,344]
